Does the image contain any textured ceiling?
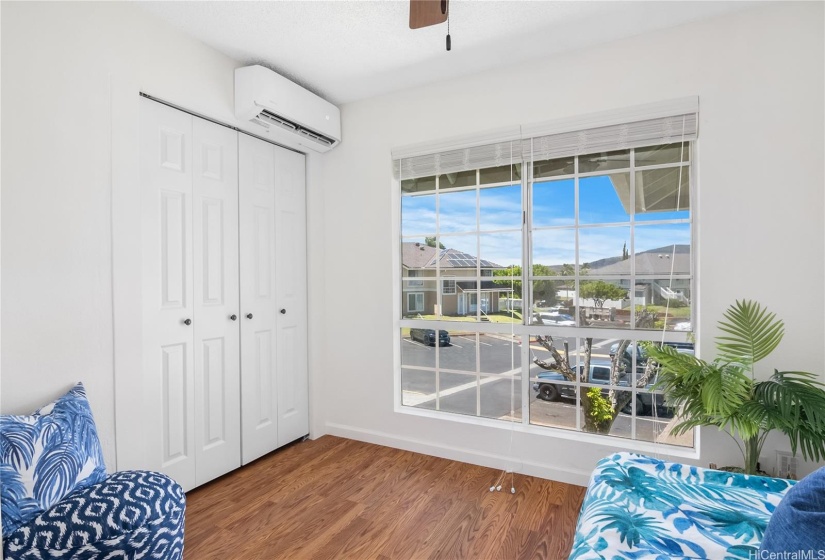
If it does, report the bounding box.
[139,1,755,106]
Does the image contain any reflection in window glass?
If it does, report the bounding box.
[439,170,476,189]
[401,175,436,194]
[480,164,521,185]
[578,150,630,174]
[534,156,575,179]
[635,143,690,167]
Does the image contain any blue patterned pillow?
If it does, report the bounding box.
[0,382,108,536]
[761,466,825,554]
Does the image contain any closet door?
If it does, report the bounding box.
[238,134,280,464]
[140,98,197,490]
[192,118,241,485]
[274,148,309,445]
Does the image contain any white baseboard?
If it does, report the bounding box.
[325,422,592,487]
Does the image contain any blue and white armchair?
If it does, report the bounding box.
[1,383,185,559]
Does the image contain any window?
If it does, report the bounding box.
[407,292,424,312]
[396,100,697,449]
[442,278,456,295]
[407,269,424,287]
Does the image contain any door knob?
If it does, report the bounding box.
[230,314,237,321]
[246,313,254,319]
[280,309,286,314]
[183,318,192,326]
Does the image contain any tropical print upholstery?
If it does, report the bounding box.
[570,452,796,559]
[2,470,185,560]
[0,383,108,536]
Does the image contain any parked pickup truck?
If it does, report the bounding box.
[532,359,666,416]
[610,341,694,371]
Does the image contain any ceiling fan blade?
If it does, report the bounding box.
[410,0,448,30]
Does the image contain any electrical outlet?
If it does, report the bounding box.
[775,451,798,479]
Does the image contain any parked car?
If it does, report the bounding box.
[609,341,695,370]
[533,312,576,326]
[409,328,451,346]
[532,360,665,416]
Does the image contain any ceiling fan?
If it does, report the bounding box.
[409,0,451,50]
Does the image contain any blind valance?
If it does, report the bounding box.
[392,97,698,180]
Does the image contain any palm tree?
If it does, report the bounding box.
[645,300,825,475]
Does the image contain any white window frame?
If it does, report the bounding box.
[392,99,700,458]
[442,277,456,295]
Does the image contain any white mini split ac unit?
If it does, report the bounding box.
[235,65,341,153]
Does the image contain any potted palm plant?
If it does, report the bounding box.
[644,300,825,475]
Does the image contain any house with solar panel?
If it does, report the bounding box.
[401,242,511,317]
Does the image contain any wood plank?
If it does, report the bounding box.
[409,0,448,29]
[184,435,587,559]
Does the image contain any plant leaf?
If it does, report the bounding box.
[716,299,784,365]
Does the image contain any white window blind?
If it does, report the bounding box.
[392,97,698,180]
[394,139,522,180]
[526,113,697,163]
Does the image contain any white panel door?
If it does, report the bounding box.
[239,134,280,464]
[192,117,241,485]
[273,147,309,445]
[140,98,197,490]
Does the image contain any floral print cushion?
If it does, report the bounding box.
[0,383,108,536]
[570,452,796,559]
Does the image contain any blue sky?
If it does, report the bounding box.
[401,176,690,267]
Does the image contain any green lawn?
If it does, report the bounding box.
[640,305,691,319]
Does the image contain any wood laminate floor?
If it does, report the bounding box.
[184,436,586,559]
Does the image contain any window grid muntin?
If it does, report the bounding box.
[527,146,692,330]
[402,168,522,322]
[398,139,693,447]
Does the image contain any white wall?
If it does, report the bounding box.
[0,2,324,469]
[3,0,823,486]
[315,2,825,484]
[0,1,229,467]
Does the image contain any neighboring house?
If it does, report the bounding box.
[587,245,691,308]
[401,242,511,316]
